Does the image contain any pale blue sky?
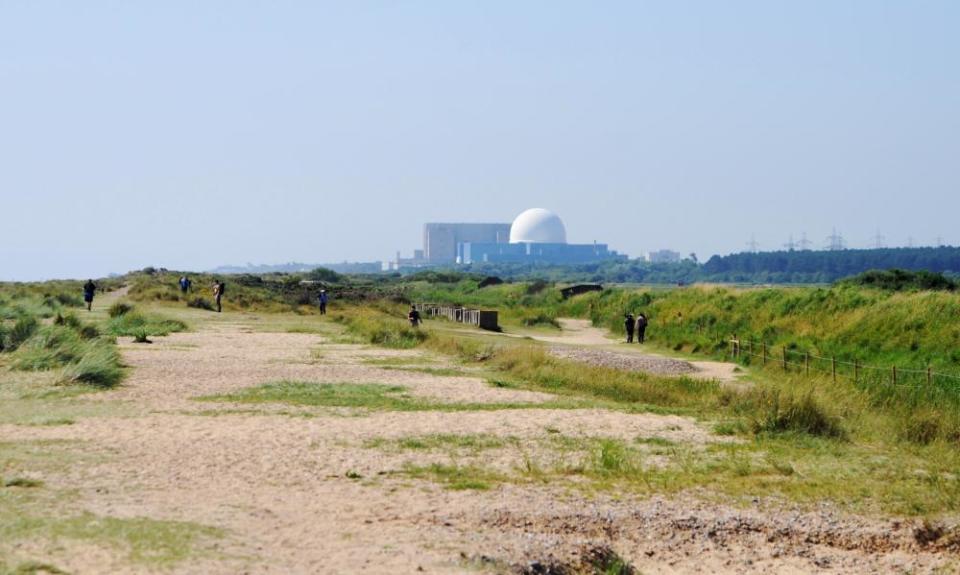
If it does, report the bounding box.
[2,1,958,280]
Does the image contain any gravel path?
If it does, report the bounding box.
[548,346,699,377]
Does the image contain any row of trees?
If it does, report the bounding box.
[422,246,960,285]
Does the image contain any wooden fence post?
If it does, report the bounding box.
[804,352,810,376]
[782,346,787,371]
[762,342,767,366]
[854,361,859,384]
[832,356,837,383]
[892,365,897,386]
[927,366,932,386]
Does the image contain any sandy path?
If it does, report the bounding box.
[2,315,954,574]
[517,319,740,383]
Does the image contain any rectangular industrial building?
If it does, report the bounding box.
[423,223,511,263]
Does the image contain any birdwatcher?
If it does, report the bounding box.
[83,279,97,311]
[624,313,635,343]
[636,313,648,344]
[408,305,421,327]
[318,289,328,315]
[212,279,225,313]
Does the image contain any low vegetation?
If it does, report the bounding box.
[104,303,187,338]
[198,380,586,412]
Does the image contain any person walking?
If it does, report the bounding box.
[624,313,635,343]
[212,280,225,313]
[636,313,648,344]
[408,305,421,327]
[179,276,190,294]
[82,279,97,311]
[318,289,328,315]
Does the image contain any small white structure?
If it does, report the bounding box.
[646,249,682,263]
[509,208,567,244]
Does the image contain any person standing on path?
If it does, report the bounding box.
[636,313,648,344]
[212,280,225,313]
[83,279,97,311]
[408,305,421,327]
[318,289,328,315]
[624,313,635,343]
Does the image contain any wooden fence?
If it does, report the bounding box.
[413,303,499,331]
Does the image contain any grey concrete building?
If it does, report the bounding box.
[423,223,511,263]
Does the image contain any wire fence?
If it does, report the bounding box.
[648,316,960,398]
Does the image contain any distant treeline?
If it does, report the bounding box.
[442,246,960,284]
[700,246,960,283]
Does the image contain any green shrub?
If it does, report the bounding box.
[748,389,845,438]
[108,301,135,318]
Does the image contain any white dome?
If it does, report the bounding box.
[509,208,567,244]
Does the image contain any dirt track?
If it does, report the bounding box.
[2,314,956,573]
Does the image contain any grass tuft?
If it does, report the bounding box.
[106,311,186,338]
[748,389,845,439]
[108,301,134,318]
[3,477,44,488]
[59,344,124,388]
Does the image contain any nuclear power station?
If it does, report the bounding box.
[390,208,624,269]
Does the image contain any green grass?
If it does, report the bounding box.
[364,433,511,452]
[0,511,223,566]
[197,381,590,412]
[399,463,504,490]
[747,389,845,438]
[361,356,433,366]
[381,431,960,515]
[378,365,466,377]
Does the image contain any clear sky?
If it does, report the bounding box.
[2,1,958,280]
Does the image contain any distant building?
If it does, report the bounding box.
[646,249,681,263]
[459,208,624,265]
[424,223,511,263]
[391,208,625,269]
